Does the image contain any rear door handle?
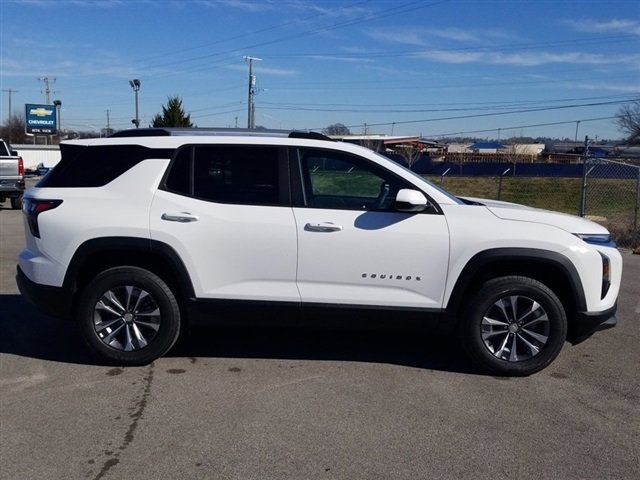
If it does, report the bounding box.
[305,222,343,232]
[161,212,199,223]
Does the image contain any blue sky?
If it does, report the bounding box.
[1,0,639,139]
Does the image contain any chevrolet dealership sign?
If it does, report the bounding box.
[25,103,58,135]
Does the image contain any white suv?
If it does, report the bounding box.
[17,128,622,375]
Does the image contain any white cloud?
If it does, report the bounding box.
[565,18,640,36]
[416,50,640,67]
[225,64,299,76]
[367,26,515,46]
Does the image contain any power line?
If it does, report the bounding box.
[260,93,637,108]
[261,34,637,59]
[422,116,617,139]
[308,99,633,130]
[260,94,638,114]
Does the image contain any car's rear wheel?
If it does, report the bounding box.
[459,276,567,376]
[10,194,23,210]
[77,266,181,365]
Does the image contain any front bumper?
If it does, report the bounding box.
[568,304,618,344]
[16,265,72,319]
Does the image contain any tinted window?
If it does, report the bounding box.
[0,142,9,156]
[192,146,280,205]
[299,148,408,211]
[39,144,173,188]
[165,146,192,195]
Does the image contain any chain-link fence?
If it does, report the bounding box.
[582,158,640,247]
[426,157,640,247]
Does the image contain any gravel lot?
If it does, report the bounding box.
[1,189,639,480]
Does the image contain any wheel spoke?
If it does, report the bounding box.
[95,317,123,333]
[494,333,511,358]
[509,296,519,323]
[521,328,549,344]
[517,301,541,323]
[517,333,540,355]
[95,300,123,317]
[136,308,160,317]
[134,319,160,331]
[132,290,150,314]
[482,328,508,340]
[102,322,126,345]
[509,333,519,362]
[483,316,509,327]
[496,299,511,322]
[522,313,549,329]
[124,324,134,351]
[131,323,148,348]
[104,290,126,313]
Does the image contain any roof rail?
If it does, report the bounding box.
[288,131,333,141]
[109,128,333,141]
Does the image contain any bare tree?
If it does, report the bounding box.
[0,114,27,144]
[323,123,350,136]
[615,101,640,145]
[397,142,423,170]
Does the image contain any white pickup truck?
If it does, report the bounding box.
[0,138,25,209]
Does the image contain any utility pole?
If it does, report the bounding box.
[234,116,238,128]
[243,56,261,129]
[106,109,111,133]
[2,88,18,120]
[38,77,56,104]
[574,120,580,145]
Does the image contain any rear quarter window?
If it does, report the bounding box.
[38,144,174,188]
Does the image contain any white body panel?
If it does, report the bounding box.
[293,208,450,308]
[150,190,299,302]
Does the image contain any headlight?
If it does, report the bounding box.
[574,233,616,247]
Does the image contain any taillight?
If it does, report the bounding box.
[18,157,24,176]
[22,198,62,238]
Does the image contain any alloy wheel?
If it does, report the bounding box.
[481,295,550,362]
[93,286,161,351]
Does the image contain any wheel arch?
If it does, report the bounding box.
[64,237,195,316]
[446,248,586,324]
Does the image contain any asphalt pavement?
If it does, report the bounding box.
[1,193,638,480]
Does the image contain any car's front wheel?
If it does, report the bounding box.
[77,266,181,365]
[459,276,567,376]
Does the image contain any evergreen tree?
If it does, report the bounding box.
[151,96,194,128]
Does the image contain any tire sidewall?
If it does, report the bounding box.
[77,267,181,366]
[463,278,567,376]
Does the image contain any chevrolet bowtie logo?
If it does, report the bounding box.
[30,108,53,117]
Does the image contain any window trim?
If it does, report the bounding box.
[291,147,442,214]
[159,143,291,208]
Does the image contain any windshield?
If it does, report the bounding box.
[372,151,464,205]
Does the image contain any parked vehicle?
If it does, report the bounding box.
[0,138,25,209]
[16,128,622,375]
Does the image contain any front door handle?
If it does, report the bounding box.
[305,222,343,232]
[161,212,199,223]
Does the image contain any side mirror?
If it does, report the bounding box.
[395,189,428,212]
[10,150,18,156]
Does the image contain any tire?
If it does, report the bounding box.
[459,276,567,376]
[76,266,181,366]
[10,194,23,210]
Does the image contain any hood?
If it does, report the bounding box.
[460,197,609,235]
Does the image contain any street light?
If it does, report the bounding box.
[129,79,141,128]
[53,99,62,139]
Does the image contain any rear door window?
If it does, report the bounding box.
[164,145,288,206]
